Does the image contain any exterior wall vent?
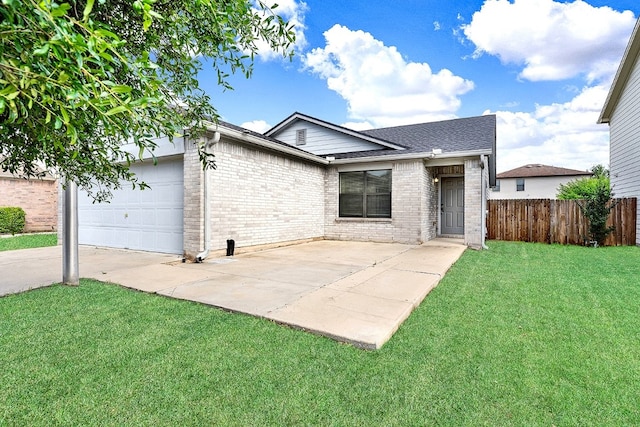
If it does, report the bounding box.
[296,129,307,146]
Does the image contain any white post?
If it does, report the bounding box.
[63,181,79,285]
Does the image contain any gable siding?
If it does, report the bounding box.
[609,52,640,245]
[274,122,384,155]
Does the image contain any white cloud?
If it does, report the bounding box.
[433,21,441,31]
[253,0,308,61]
[303,24,474,127]
[462,0,636,82]
[492,85,610,172]
[240,120,272,133]
[341,121,374,131]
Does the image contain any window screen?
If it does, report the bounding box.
[339,170,391,218]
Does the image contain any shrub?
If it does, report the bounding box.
[576,180,617,247]
[0,207,26,235]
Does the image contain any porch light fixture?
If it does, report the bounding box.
[433,177,439,183]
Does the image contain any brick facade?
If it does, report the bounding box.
[182,148,487,254]
[0,175,58,232]
[324,160,433,244]
[183,136,205,258]
[183,136,326,258]
[464,158,483,248]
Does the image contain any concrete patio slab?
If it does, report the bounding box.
[0,238,466,349]
[95,263,214,293]
[159,276,318,317]
[268,287,415,348]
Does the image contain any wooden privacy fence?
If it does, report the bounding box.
[487,198,637,246]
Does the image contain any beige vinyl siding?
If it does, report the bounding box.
[275,122,384,155]
[609,52,640,245]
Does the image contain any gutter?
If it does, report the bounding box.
[195,131,220,262]
[329,149,492,164]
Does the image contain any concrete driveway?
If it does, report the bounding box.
[0,239,465,349]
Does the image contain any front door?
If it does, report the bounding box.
[441,177,464,235]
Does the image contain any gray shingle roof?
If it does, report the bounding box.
[362,115,495,152]
[497,164,592,179]
[330,114,496,159]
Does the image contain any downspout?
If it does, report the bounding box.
[196,131,220,262]
[480,155,489,250]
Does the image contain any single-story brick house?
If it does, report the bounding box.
[74,112,496,256]
[1,170,58,233]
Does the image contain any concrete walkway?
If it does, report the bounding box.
[0,239,466,349]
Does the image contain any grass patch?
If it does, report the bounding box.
[0,233,57,251]
[1,241,639,425]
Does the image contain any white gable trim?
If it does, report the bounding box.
[266,112,406,151]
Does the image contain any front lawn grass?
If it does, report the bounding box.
[0,233,57,251]
[1,241,639,425]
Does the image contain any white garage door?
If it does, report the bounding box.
[79,157,184,254]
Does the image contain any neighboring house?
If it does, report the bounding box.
[489,164,592,200]
[71,113,496,256]
[599,17,640,246]
[0,170,58,232]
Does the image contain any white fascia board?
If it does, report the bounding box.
[208,124,329,165]
[329,149,491,165]
[120,135,186,160]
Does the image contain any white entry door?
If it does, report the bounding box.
[78,157,184,254]
[441,177,464,235]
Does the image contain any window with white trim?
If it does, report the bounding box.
[516,178,525,191]
[339,170,391,218]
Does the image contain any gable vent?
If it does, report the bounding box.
[296,129,307,146]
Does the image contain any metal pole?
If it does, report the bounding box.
[63,181,79,285]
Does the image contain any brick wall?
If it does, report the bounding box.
[464,158,483,248]
[423,166,438,241]
[324,160,429,244]
[205,138,325,252]
[148,136,487,255]
[183,137,204,258]
[0,176,58,232]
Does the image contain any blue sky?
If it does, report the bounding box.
[200,0,640,172]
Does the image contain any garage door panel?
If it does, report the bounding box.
[79,158,184,254]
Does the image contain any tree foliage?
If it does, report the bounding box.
[556,165,616,246]
[577,179,617,247]
[1,0,295,201]
[556,164,611,201]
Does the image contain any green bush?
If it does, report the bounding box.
[0,207,26,235]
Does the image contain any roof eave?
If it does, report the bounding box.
[206,122,329,165]
[599,17,640,124]
[329,149,492,165]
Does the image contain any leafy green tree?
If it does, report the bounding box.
[557,164,611,201]
[577,179,617,247]
[1,0,295,201]
[557,165,616,246]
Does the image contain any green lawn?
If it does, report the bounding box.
[0,233,57,251]
[1,241,639,426]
